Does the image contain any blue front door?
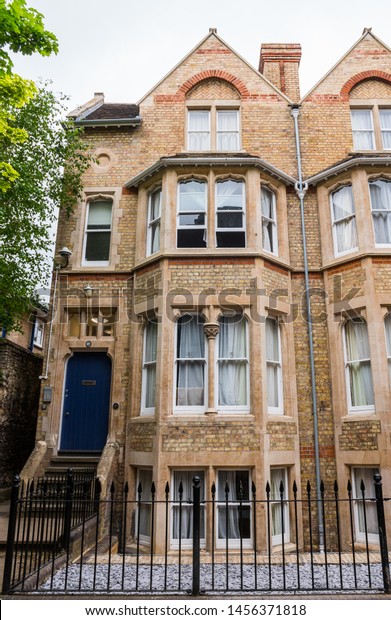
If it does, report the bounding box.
[60,352,112,452]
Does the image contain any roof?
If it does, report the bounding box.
[85,103,139,120]
[69,95,141,128]
[305,152,391,185]
[126,154,297,188]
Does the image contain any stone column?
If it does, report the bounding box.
[203,323,219,415]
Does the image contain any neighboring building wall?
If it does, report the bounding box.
[0,339,43,486]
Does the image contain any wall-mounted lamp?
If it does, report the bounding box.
[83,284,93,298]
[58,247,72,269]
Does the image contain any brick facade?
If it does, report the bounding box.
[31,28,391,552]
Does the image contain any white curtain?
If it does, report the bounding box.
[218,315,247,406]
[217,111,239,150]
[261,187,277,253]
[172,471,205,540]
[380,110,391,148]
[176,316,205,406]
[217,471,250,540]
[188,111,210,150]
[138,469,152,539]
[270,469,288,541]
[353,468,378,537]
[148,191,161,254]
[331,186,357,253]
[266,318,281,409]
[179,180,207,212]
[385,315,391,383]
[345,320,374,407]
[143,322,157,409]
[351,110,374,150]
[370,180,391,244]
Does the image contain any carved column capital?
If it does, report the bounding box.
[203,323,220,339]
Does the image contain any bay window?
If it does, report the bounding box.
[216,179,245,248]
[136,469,153,544]
[270,468,290,546]
[369,178,391,245]
[217,314,249,410]
[171,471,205,547]
[385,314,391,383]
[266,317,283,413]
[177,180,207,248]
[352,467,379,543]
[147,189,161,255]
[261,186,278,255]
[141,321,158,414]
[330,185,358,255]
[216,470,251,547]
[175,315,206,411]
[343,318,374,412]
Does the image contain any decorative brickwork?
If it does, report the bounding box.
[162,421,261,452]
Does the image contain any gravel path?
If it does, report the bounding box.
[41,562,385,594]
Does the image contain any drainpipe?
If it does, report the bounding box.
[290,104,324,551]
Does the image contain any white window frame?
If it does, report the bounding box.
[174,314,207,414]
[266,317,283,414]
[351,467,379,544]
[187,107,241,152]
[350,108,375,151]
[384,314,391,385]
[177,180,207,249]
[187,110,211,151]
[136,469,153,545]
[330,185,358,257]
[82,198,113,266]
[216,469,252,549]
[171,470,206,549]
[369,178,391,247]
[270,468,290,546]
[141,321,158,416]
[33,318,45,348]
[343,318,375,414]
[216,110,240,151]
[147,188,161,256]
[261,186,278,255]
[215,179,246,248]
[215,313,250,413]
[379,109,391,150]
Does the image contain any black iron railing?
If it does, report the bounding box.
[2,472,390,595]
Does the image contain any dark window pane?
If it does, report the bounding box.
[217,212,243,228]
[85,231,111,261]
[216,231,245,248]
[179,214,205,226]
[177,229,207,248]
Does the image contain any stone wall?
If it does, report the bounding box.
[0,339,42,486]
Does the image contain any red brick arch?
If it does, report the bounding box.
[177,70,250,99]
[341,70,391,97]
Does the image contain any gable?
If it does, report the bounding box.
[302,31,391,101]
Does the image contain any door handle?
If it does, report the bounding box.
[65,411,70,416]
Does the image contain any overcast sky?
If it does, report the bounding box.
[10,0,391,113]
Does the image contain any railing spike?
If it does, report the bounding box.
[320,480,325,494]
[165,481,170,495]
[334,480,339,494]
[266,481,270,495]
[293,480,298,494]
[306,480,311,493]
[224,481,230,497]
[151,481,156,496]
[124,481,129,494]
[110,481,115,494]
[347,479,352,493]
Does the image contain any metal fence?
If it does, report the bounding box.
[2,471,390,595]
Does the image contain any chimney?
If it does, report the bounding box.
[259,43,302,101]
